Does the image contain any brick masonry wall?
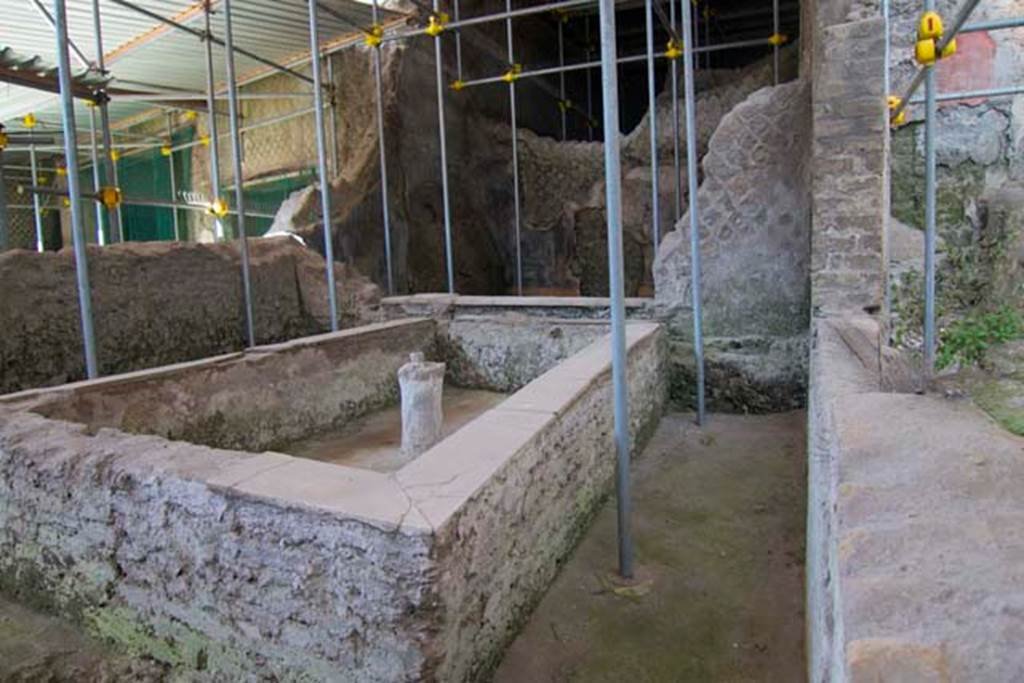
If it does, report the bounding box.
[811,16,890,317]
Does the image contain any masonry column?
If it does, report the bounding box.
[810,16,890,317]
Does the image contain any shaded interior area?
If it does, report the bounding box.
[496,411,806,681]
[279,385,508,472]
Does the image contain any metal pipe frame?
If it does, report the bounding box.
[458,36,771,89]
[382,0,594,43]
[682,0,706,424]
[109,92,316,102]
[222,0,257,348]
[21,184,275,219]
[596,0,633,581]
[172,105,321,153]
[308,0,341,332]
[371,0,395,295]
[960,15,1024,33]
[107,0,317,86]
[92,0,123,243]
[28,144,46,251]
[54,0,99,378]
[644,0,660,253]
[670,0,681,220]
[432,0,456,294]
[507,0,524,295]
[883,0,891,315]
[910,82,1024,104]
[204,3,226,242]
[88,107,106,245]
[166,112,181,240]
[31,0,93,69]
[923,0,937,376]
[325,56,340,177]
[585,16,594,141]
[772,0,780,84]
[0,149,7,252]
[890,0,983,121]
[454,0,464,82]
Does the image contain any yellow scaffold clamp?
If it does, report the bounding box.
[98,186,122,210]
[665,39,683,60]
[915,11,957,65]
[0,128,7,151]
[22,113,37,129]
[425,13,449,37]
[207,197,229,218]
[160,143,173,157]
[887,95,907,127]
[364,23,384,47]
[502,63,523,83]
[109,149,121,162]
[557,98,572,113]
[768,32,788,47]
[450,79,466,92]
[200,134,211,147]
[185,110,199,122]
[56,164,68,177]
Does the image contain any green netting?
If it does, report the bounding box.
[82,126,193,243]
[231,170,316,237]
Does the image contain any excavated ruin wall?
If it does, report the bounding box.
[0,237,379,395]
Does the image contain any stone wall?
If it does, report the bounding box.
[0,237,380,396]
[0,320,666,681]
[810,17,889,317]
[18,319,434,454]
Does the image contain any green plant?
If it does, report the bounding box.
[936,307,1023,370]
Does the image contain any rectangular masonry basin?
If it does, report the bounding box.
[0,314,666,681]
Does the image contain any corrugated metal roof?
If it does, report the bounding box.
[1,0,405,133]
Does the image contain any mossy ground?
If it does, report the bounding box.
[495,412,806,682]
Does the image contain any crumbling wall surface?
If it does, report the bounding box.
[397,323,668,681]
[0,411,437,682]
[806,316,1024,683]
[18,319,433,454]
[810,17,889,316]
[652,79,813,411]
[0,237,380,395]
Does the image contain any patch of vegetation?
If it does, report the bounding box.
[936,307,1023,370]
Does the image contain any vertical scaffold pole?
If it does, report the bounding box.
[558,14,567,140]
[772,0,780,85]
[222,0,257,347]
[29,144,45,251]
[91,0,122,242]
[371,0,395,295]
[308,0,340,331]
[432,0,455,294]
[923,0,937,376]
[454,0,463,81]
[0,148,8,252]
[882,0,892,314]
[670,0,681,221]
[644,0,660,252]
[682,0,706,424]
[55,0,98,378]
[597,0,634,580]
[204,3,225,241]
[506,0,524,295]
[326,56,340,177]
[88,108,106,244]
[166,112,181,240]
[703,5,710,69]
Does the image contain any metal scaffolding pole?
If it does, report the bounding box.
[911,83,1024,104]
[433,0,455,294]
[204,4,226,241]
[644,0,661,253]
[670,0,681,220]
[308,0,340,331]
[883,0,891,314]
[372,0,395,295]
[29,144,45,251]
[385,0,593,42]
[0,148,7,252]
[682,0,706,424]
[454,0,464,81]
[507,0,524,294]
[558,15,567,140]
[961,15,1024,33]
[923,0,937,376]
[325,56,340,177]
[55,0,98,378]
[596,0,633,580]
[88,108,105,245]
[166,113,181,240]
[92,0,122,243]
[772,0,780,85]
[222,0,257,347]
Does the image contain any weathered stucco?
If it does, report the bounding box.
[0,318,666,680]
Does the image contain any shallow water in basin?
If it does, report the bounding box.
[279,386,507,473]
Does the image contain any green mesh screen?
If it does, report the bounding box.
[230,170,316,237]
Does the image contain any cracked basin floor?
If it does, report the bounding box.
[495,411,807,683]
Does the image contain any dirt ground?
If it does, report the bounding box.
[495,411,807,683]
